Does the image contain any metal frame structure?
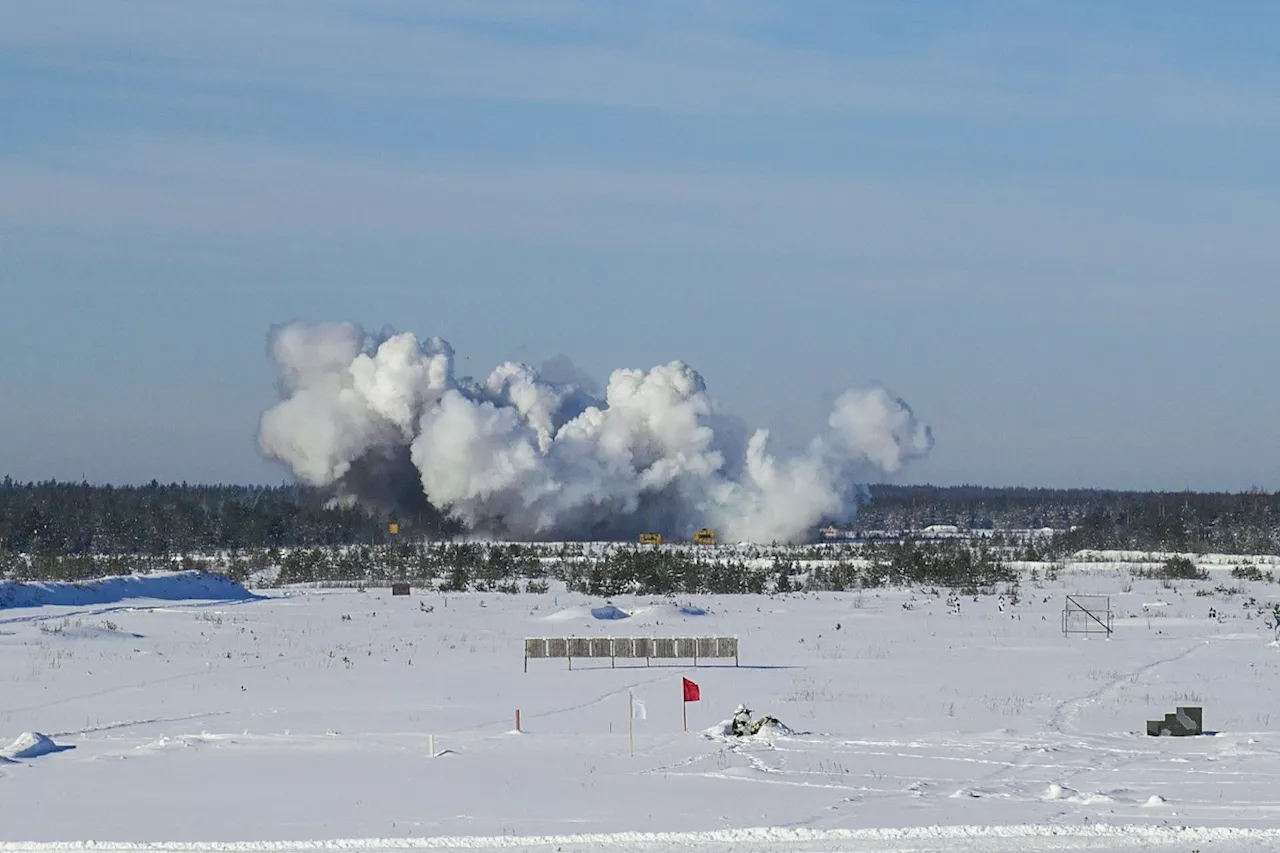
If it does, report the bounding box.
[1062,594,1113,637]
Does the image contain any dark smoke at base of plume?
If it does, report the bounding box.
[258,322,933,543]
[328,445,461,537]
[329,449,705,542]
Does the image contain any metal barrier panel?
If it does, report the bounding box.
[525,635,739,667]
[652,638,677,658]
[1177,706,1204,734]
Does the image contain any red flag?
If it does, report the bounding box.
[682,677,700,703]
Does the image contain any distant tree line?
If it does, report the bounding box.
[2,478,1279,562]
[0,477,457,556]
[858,485,1280,555]
[267,538,1014,595]
[0,538,1016,598]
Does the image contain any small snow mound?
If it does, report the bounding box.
[543,607,591,622]
[628,602,713,624]
[702,718,736,738]
[1044,783,1078,801]
[2,732,73,760]
[1144,794,1169,807]
[1043,783,1117,804]
[950,788,986,799]
[544,604,632,621]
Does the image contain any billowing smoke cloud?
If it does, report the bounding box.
[259,323,933,542]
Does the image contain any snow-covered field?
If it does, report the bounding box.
[6,563,1280,852]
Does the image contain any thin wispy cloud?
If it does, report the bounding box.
[3,1,1276,124]
[5,137,1278,288]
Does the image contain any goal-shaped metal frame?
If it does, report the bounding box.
[1062,594,1113,637]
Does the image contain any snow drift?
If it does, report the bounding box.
[1,732,73,760]
[258,323,933,543]
[543,604,644,622]
[589,604,631,621]
[0,572,257,610]
[626,603,712,624]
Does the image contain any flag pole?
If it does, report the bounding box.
[682,696,687,733]
[628,691,634,757]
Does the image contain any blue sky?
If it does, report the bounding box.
[2,0,1278,491]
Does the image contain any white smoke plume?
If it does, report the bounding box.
[259,323,934,543]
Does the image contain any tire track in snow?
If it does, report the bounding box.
[49,711,234,739]
[449,669,691,736]
[1,651,312,717]
[0,598,258,627]
[640,745,732,775]
[1048,640,1208,735]
[942,639,1217,810]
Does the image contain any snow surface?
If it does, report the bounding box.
[9,824,1280,852]
[8,562,1280,851]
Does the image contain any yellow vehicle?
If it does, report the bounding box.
[639,532,663,546]
[693,528,716,545]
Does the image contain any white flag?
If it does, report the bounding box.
[632,698,647,721]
